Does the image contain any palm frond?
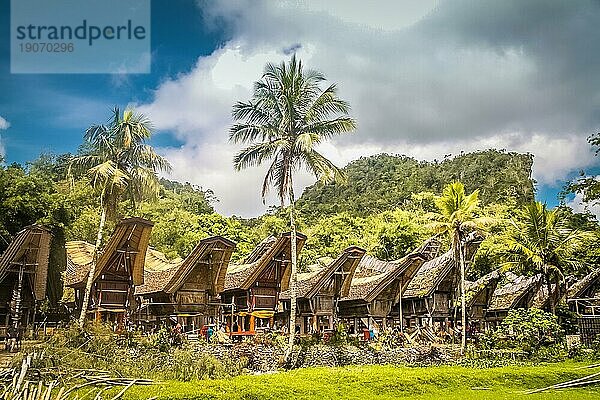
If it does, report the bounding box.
[233,140,286,171]
[301,149,346,185]
[230,55,355,206]
[75,106,167,213]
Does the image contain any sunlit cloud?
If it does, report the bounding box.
[139,1,600,216]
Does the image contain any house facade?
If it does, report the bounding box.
[64,218,153,327]
[280,246,366,334]
[221,232,306,335]
[0,225,52,339]
[135,236,236,332]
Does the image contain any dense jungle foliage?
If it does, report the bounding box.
[0,147,598,308]
[296,150,536,219]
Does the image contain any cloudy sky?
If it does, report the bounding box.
[1,0,600,217]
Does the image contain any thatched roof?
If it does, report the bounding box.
[280,260,330,300]
[532,283,557,309]
[487,272,542,312]
[345,263,389,301]
[65,218,153,288]
[0,225,52,300]
[464,269,502,306]
[224,232,306,292]
[403,233,482,299]
[281,246,366,300]
[144,248,181,272]
[64,241,95,287]
[136,236,236,296]
[567,268,600,299]
[402,251,454,298]
[346,237,442,302]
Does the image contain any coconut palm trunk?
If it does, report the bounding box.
[78,204,107,327]
[71,107,170,329]
[544,269,555,315]
[287,197,298,362]
[451,229,467,354]
[228,55,356,365]
[459,236,467,355]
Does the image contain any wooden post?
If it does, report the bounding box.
[399,277,404,333]
[231,298,235,334]
[12,259,26,331]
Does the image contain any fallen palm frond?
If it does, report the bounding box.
[576,362,600,370]
[0,352,154,400]
[526,371,600,394]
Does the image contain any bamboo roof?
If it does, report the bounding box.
[0,225,52,300]
[280,246,366,300]
[64,217,153,288]
[402,251,454,298]
[136,236,236,296]
[345,237,441,302]
[532,283,557,309]
[280,260,330,300]
[224,232,307,292]
[144,248,181,272]
[487,272,542,312]
[567,268,600,299]
[464,269,502,306]
[403,234,482,299]
[345,264,388,301]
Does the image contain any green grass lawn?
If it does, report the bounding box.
[118,362,600,400]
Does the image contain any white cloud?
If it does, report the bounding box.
[139,1,600,217]
[0,116,9,130]
[0,116,9,159]
[301,0,439,31]
[138,46,317,216]
[567,188,600,220]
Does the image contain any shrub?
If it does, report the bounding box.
[21,323,246,381]
[483,308,564,354]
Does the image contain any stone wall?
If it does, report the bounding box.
[195,342,453,372]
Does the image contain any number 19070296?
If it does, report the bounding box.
[19,42,74,52]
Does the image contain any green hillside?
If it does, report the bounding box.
[296,149,535,219]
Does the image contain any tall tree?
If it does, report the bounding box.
[505,202,589,314]
[432,181,486,354]
[568,132,600,207]
[70,107,170,327]
[229,55,355,362]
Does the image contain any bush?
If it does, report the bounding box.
[21,323,246,381]
[483,308,564,354]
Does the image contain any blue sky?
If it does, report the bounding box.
[1,0,599,217]
[0,0,218,156]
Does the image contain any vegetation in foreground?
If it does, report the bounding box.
[106,363,600,400]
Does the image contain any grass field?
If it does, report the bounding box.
[113,362,600,399]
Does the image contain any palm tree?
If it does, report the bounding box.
[432,182,486,355]
[230,55,356,361]
[505,202,589,314]
[70,107,171,327]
